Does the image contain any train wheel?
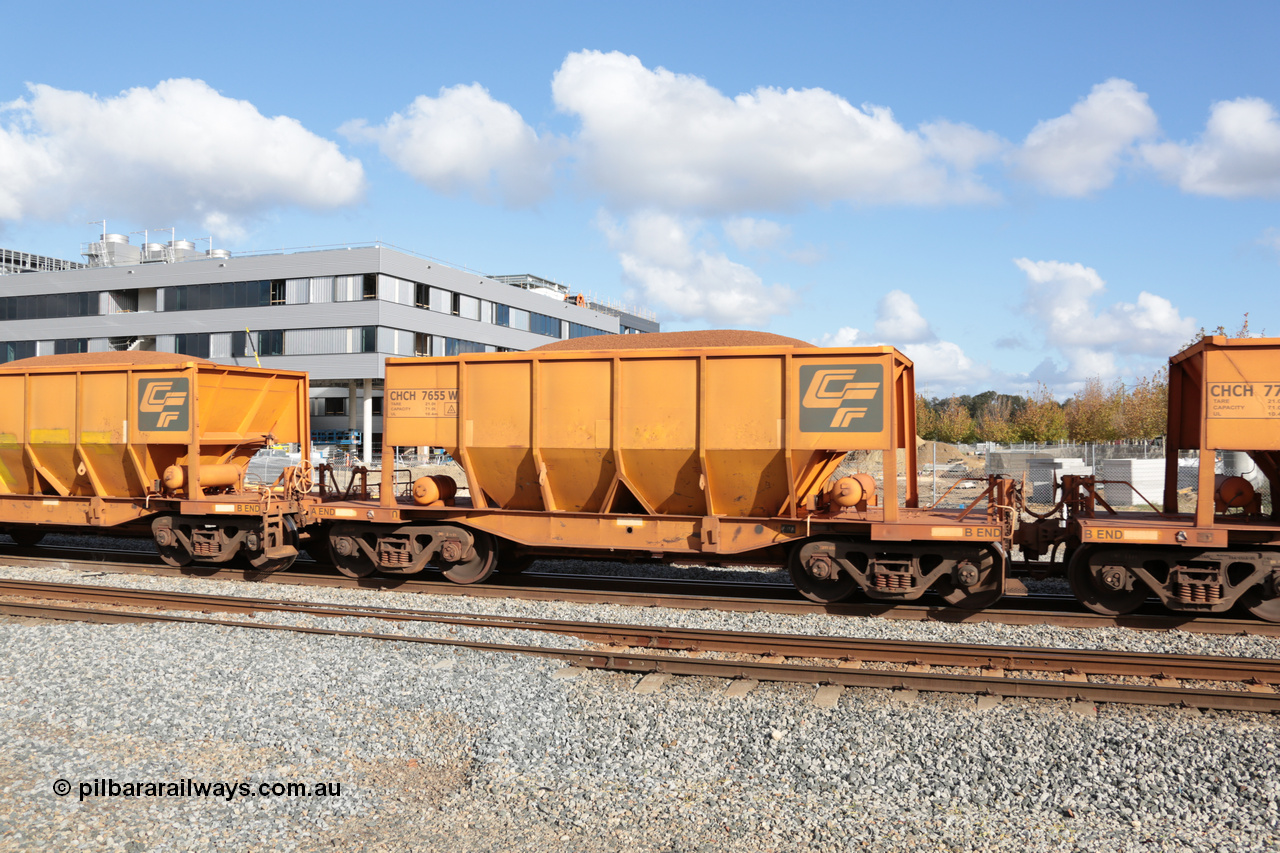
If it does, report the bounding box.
[935,547,1003,610]
[442,531,497,584]
[246,518,299,576]
[8,529,45,548]
[1241,587,1280,622]
[152,517,193,568]
[788,541,858,604]
[1068,546,1147,616]
[329,527,377,578]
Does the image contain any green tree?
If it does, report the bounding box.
[933,397,975,444]
[1118,369,1168,440]
[975,396,1017,443]
[1013,384,1067,442]
[915,394,940,441]
[1066,377,1122,442]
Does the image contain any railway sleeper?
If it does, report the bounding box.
[1070,546,1280,620]
[327,522,496,583]
[790,537,1005,609]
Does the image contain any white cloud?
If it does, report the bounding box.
[816,327,861,347]
[817,289,990,390]
[1013,79,1158,196]
[552,50,1001,211]
[341,83,559,206]
[597,210,798,326]
[872,289,935,344]
[1013,257,1194,380]
[723,217,790,251]
[0,79,364,232]
[900,340,989,388]
[1142,97,1280,198]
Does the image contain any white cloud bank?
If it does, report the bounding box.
[552,50,1002,211]
[1013,258,1195,381]
[0,79,364,234]
[818,289,989,389]
[340,83,559,207]
[346,58,1280,213]
[1012,79,1159,197]
[598,211,798,326]
[1142,97,1280,198]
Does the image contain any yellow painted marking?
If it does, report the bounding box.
[42,499,60,506]
[215,504,236,512]
[1084,528,1161,542]
[931,527,965,537]
[31,429,71,443]
[314,507,360,518]
[616,518,645,527]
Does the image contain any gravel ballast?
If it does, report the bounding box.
[1,561,1279,851]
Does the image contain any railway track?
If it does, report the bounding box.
[3,578,1279,713]
[3,543,1279,637]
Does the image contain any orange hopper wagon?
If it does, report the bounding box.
[0,352,312,572]
[321,332,1016,607]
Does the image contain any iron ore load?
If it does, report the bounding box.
[330,331,1018,607]
[1018,335,1280,620]
[0,352,313,572]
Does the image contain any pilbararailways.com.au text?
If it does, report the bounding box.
[53,778,343,802]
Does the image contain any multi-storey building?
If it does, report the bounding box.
[0,235,658,460]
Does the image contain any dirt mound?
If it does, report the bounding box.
[917,440,967,465]
[1,351,216,368]
[533,330,815,352]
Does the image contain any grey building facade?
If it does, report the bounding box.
[0,238,659,460]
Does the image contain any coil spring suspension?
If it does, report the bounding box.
[1175,582,1223,603]
[191,530,220,557]
[378,540,412,566]
[873,571,914,591]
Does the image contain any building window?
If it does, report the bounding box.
[174,333,211,358]
[270,279,286,306]
[414,333,432,357]
[444,338,485,356]
[312,396,347,417]
[415,283,430,309]
[53,338,90,354]
[568,322,606,339]
[0,341,36,362]
[362,274,377,300]
[259,330,284,356]
[359,326,377,353]
[0,291,99,321]
[529,312,559,337]
[164,280,272,312]
[493,304,510,327]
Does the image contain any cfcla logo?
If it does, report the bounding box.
[138,378,190,431]
[798,364,884,433]
[800,368,881,428]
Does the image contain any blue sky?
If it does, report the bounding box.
[2,1,1277,397]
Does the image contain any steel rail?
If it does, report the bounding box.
[4,579,1280,691]
[3,545,1279,636]
[2,596,1277,713]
